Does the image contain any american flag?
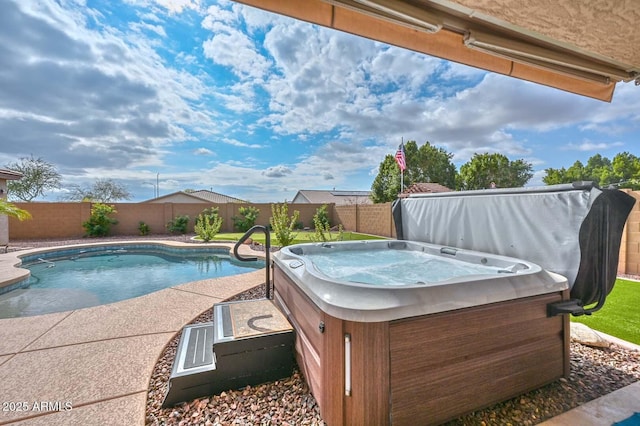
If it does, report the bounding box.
[395,143,406,171]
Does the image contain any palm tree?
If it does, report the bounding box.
[0,198,31,220]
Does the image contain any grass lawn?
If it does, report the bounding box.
[210,231,386,245]
[571,278,640,345]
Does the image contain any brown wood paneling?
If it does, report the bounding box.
[274,267,345,425]
[321,314,345,426]
[274,291,323,407]
[389,293,567,426]
[344,321,390,426]
[273,268,323,354]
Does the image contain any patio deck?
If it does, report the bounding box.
[0,241,638,425]
[0,242,262,425]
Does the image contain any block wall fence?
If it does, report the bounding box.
[7,190,640,276]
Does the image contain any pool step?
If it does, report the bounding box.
[162,299,295,407]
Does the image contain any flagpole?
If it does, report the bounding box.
[400,137,404,191]
[395,138,406,196]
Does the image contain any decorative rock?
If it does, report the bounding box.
[571,322,611,348]
[144,279,640,426]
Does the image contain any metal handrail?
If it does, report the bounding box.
[233,225,272,299]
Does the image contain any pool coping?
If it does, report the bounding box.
[0,240,266,425]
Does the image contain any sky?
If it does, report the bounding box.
[1,0,639,203]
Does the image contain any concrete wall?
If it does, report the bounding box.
[8,202,331,238]
[6,191,640,276]
[620,190,640,275]
[0,179,7,245]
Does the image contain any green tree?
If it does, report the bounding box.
[370,140,457,203]
[5,156,62,201]
[459,153,533,190]
[611,152,640,189]
[543,153,640,189]
[65,178,132,202]
[411,142,458,189]
[370,154,401,203]
[0,198,31,221]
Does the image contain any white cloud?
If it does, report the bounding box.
[563,141,625,151]
[262,165,292,178]
[221,137,263,148]
[153,0,200,14]
[129,21,167,37]
[193,147,214,155]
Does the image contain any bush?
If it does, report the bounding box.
[313,204,331,229]
[167,215,189,234]
[195,207,219,227]
[138,221,150,236]
[310,215,344,243]
[232,206,260,232]
[194,212,223,242]
[83,203,118,237]
[269,203,300,247]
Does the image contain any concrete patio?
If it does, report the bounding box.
[0,242,638,425]
[0,242,263,425]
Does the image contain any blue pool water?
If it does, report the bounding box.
[0,246,264,318]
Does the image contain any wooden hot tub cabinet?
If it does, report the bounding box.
[273,266,570,426]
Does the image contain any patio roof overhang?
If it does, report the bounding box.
[232,0,640,102]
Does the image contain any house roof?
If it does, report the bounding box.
[187,190,246,203]
[0,168,23,181]
[400,182,452,197]
[142,189,246,203]
[293,190,372,205]
[232,0,640,102]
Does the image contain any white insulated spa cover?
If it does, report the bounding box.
[392,182,635,306]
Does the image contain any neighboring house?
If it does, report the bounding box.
[0,168,24,246]
[142,190,245,204]
[400,183,452,197]
[292,190,373,205]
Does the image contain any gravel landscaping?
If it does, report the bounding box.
[145,283,640,426]
[7,236,639,425]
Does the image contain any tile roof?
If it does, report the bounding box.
[400,183,452,197]
[188,190,246,203]
[292,190,372,205]
[142,190,245,203]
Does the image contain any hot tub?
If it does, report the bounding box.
[273,240,570,425]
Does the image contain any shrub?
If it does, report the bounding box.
[313,204,331,229]
[232,206,260,232]
[194,212,223,242]
[138,221,150,236]
[269,203,300,247]
[83,203,118,237]
[310,215,344,243]
[167,215,189,234]
[195,207,219,227]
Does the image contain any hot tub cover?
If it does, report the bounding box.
[392,182,635,307]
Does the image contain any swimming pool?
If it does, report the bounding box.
[0,244,264,319]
